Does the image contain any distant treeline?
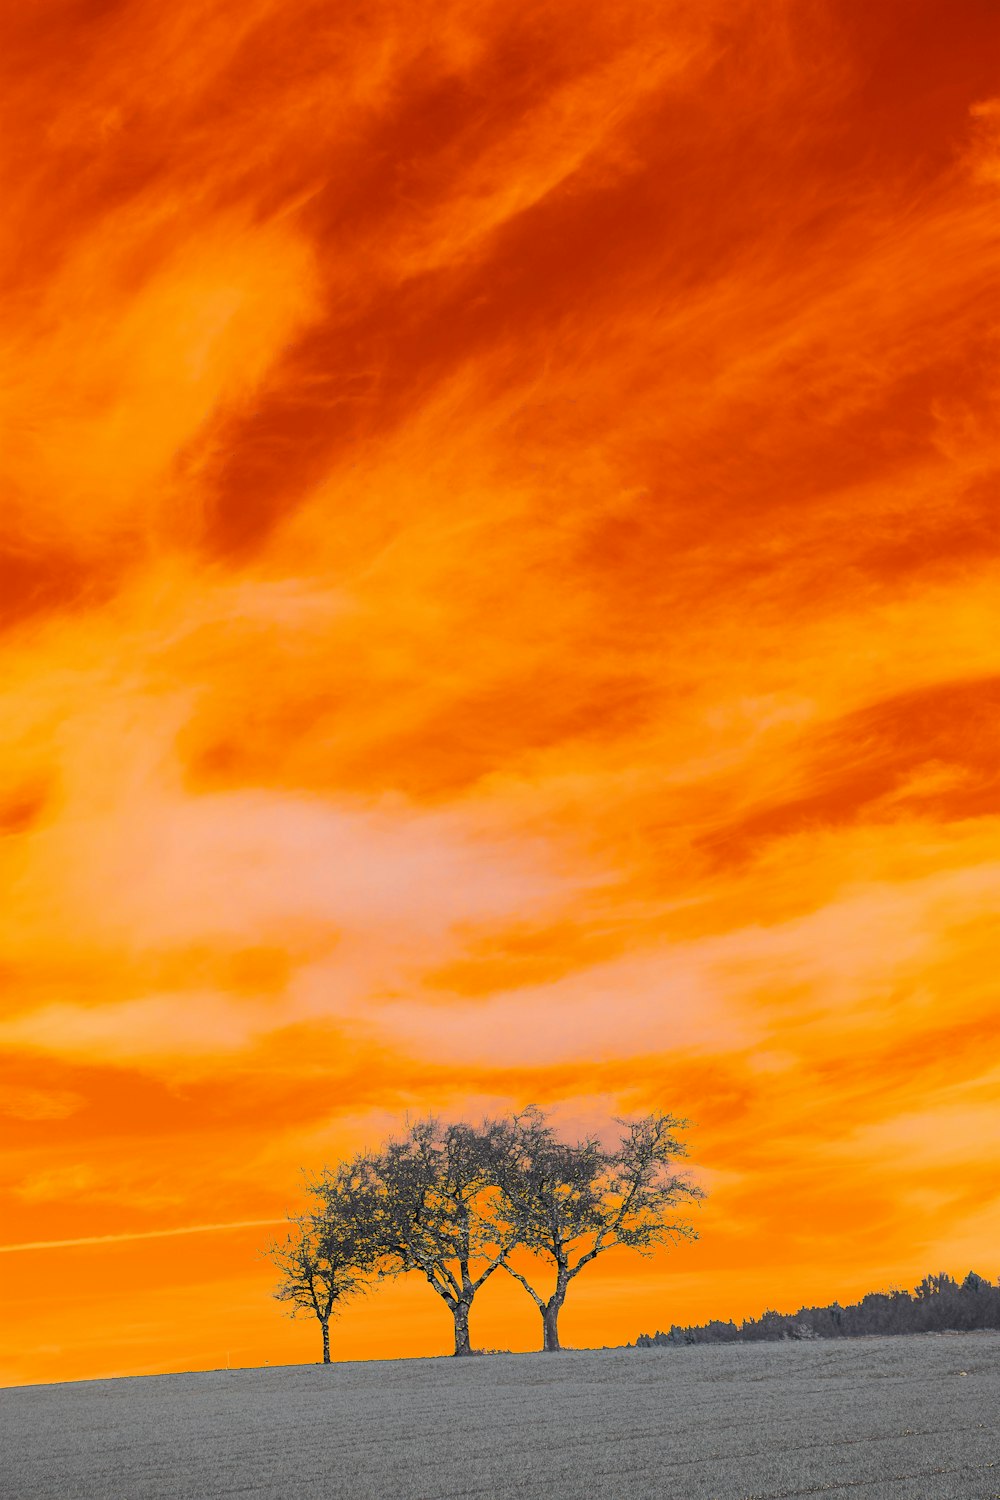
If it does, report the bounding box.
[633,1271,1000,1346]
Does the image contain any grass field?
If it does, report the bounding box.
[2,1332,998,1499]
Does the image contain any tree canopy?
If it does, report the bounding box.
[266,1161,382,1363]
[348,1116,512,1356]
[496,1107,703,1350]
[273,1106,704,1359]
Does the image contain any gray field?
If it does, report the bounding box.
[2,1333,998,1500]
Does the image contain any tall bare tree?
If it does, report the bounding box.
[497,1107,704,1351]
[352,1116,511,1356]
[267,1164,379,1363]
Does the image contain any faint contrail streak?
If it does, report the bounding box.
[0,1219,287,1253]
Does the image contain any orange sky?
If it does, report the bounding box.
[2,0,999,1387]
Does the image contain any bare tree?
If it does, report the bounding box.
[497,1107,704,1352]
[267,1164,379,1363]
[353,1116,511,1356]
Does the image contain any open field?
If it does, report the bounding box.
[2,1332,998,1499]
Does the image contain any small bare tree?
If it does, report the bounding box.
[267,1164,379,1363]
[352,1116,511,1356]
[497,1107,704,1352]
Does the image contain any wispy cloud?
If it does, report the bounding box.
[0,1221,286,1255]
[1,0,998,1383]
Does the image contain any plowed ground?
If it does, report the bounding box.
[2,1331,998,1499]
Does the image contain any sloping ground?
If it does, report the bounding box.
[1,1333,998,1500]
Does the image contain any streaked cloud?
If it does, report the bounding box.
[0,1221,286,1255]
[1,0,998,1385]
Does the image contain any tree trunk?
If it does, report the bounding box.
[452,1300,472,1356]
[321,1318,331,1364]
[542,1299,563,1352]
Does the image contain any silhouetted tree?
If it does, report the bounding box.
[266,1164,379,1363]
[497,1107,703,1351]
[346,1116,511,1356]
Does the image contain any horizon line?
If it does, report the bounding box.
[0,1219,288,1254]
